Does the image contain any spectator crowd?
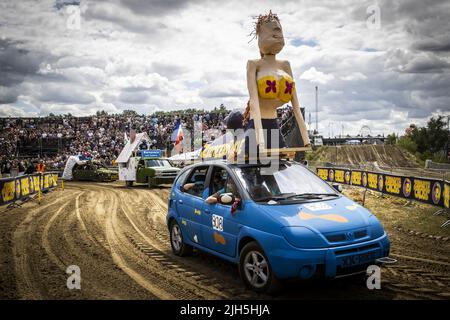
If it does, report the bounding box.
[0,105,298,178]
[0,108,231,177]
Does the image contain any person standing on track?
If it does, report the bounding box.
[37,160,46,174]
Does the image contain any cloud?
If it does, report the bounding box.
[37,84,96,104]
[385,49,450,73]
[0,86,19,104]
[119,0,199,16]
[340,72,367,81]
[200,79,247,98]
[300,67,335,84]
[0,38,49,103]
[0,0,449,134]
[413,38,450,52]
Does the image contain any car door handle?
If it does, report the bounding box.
[178,199,183,204]
[204,209,210,214]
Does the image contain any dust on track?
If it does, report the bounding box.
[0,181,449,300]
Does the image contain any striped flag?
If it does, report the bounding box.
[172,120,184,153]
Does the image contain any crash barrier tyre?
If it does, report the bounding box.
[239,241,281,293]
[170,220,193,257]
[125,181,133,187]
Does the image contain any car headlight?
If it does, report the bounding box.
[281,226,328,249]
[368,215,385,239]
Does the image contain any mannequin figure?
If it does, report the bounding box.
[245,11,310,151]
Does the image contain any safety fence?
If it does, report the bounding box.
[316,167,450,209]
[0,172,59,206]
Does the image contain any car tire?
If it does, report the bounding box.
[125,181,133,187]
[239,241,281,293]
[169,220,193,257]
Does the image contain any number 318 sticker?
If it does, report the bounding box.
[212,214,223,231]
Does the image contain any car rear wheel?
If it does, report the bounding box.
[125,181,133,187]
[239,241,281,293]
[169,220,192,256]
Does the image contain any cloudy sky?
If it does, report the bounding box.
[0,0,449,136]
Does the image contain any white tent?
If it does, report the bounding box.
[62,156,87,180]
[116,132,151,164]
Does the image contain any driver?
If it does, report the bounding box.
[212,172,226,194]
[206,177,240,204]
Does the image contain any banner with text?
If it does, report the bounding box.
[0,172,59,206]
[316,167,449,209]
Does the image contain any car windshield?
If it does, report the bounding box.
[146,159,172,168]
[235,162,337,202]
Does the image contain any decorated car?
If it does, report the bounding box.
[119,149,180,187]
[72,161,118,182]
[116,132,180,187]
[131,151,180,187]
[166,159,391,292]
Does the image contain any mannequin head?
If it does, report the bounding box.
[254,11,285,56]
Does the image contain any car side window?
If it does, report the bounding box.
[184,166,209,198]
[210,166,241,205]
[175,169,189,187]
[210,167,228,196]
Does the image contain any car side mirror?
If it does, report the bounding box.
[332,183,342,193]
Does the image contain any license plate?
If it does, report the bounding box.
[339,251,377,267]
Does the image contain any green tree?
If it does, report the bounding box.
[96,110,108,117]
[386,133,397,145]
[122,109,138,117]
[398,136,417,154]
[410,116,447,154]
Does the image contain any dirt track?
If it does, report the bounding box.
[0,181,449,300]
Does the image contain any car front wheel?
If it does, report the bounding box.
[169,220,192,256]
[239,241,280,293]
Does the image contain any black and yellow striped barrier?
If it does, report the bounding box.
[316,167,449,209]
[0,172,59,206]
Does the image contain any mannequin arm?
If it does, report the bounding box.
[285,61,311,147]
[246,60,266,150]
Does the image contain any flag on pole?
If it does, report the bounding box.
[172,120,184,153]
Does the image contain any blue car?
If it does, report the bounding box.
[166,160,390,292]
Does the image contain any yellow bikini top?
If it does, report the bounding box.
[257,70,295,103]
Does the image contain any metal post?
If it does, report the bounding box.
[315,86,318,134]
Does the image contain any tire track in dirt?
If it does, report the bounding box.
[48,189,127,299]
[114,187,271,299]
[103,188,175,299]
[75,183,207,299]
[100,186,224,299]
[114,188,232,299]
[12,191,79,299]
[4,181,450,300]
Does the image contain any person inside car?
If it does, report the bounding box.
[182,174,206,196]
[206,176,240,205]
